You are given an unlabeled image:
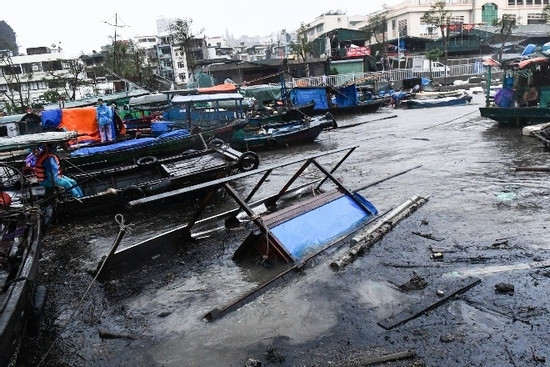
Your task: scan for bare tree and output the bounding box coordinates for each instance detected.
[421,1,452,67]
[363,15,387,52]
[289,25,313,76]
[493,14,518,61]
[543,5,550,22]
[0,54,27,113]
[169,18,204,82]
[44,59,87,100]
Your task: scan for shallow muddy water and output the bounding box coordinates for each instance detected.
[19,93,550,366]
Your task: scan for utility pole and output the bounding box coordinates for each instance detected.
[103,13,128,76]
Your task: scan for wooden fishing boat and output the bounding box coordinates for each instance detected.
[62,126,240,169]
[479,54,550,126]
[0,163,45,366]
[289,84,389,116]
[121,93,170,134]
[230,113,336,151]
[479,106,550,126]
[245,101,316,125]
[44,142,259,217]
[399,94,472,109]
[32,93,249,169]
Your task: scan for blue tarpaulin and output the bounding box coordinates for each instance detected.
[69,129,191,157]
[41,109,62,129]
[334,85,358,107]
[271,193,377,259]
[289,88,329,110]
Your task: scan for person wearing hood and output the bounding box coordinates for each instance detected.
[96,98,114,142]
[34,144,83,198]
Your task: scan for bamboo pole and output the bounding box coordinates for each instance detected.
[330,195,429,271]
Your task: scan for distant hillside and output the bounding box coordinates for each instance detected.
[0,21,18,55]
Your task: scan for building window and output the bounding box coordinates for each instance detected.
[528,13,546,23]
[398,19,408,36]
[483,3,499,25]
[450,16,465,23]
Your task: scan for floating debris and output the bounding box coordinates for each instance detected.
[399,273,428,291]
[495,282,515,294]
[440,334,455,343]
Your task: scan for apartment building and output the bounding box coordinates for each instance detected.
[0,46,88,112]
[300,10,368,42]
[378,0,549,40]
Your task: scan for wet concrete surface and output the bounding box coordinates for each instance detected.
[18,93,550,366]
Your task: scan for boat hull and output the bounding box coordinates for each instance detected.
[401,95,472,109]
[64,123,239,169]
[319,98,388,116]
[0,210,42,366]
[231,125,323,151]
[55,146,253,216]
[479,107,550,126]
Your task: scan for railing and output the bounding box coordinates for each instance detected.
[289,62,497,88]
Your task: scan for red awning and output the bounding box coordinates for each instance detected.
[482,58,500,67]
[198,83,237,94]
[518,56,549,69]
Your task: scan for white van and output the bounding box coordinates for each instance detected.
[411,57,450,75]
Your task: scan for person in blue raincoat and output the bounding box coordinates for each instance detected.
[34,144,83,198]
[96,98,114,142]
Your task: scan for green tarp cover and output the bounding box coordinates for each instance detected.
[239,85,282,108]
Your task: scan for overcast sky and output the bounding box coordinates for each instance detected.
[2,0,402,57]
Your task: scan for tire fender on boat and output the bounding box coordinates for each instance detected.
[119,185,145,208]
[237,151,259,172]
[209,138,225,148]
[136,156,158,167]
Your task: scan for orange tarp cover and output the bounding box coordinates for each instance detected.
[198,83,237,94]
[59,107,100,143]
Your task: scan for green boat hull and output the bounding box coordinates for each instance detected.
[479,107,550,126]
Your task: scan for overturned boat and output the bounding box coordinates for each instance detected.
[95,146,378,285]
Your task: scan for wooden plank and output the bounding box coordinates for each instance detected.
[377,276,481,330]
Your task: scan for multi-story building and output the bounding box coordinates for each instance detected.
[375,0,549,40]
[299,10,368,41]
[0,46,88,112]
[206,36,234,60]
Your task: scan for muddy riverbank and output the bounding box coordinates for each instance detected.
[19,93,550,366]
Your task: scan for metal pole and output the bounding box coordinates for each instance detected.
[486,66,492,107]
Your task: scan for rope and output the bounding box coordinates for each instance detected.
[241,71,284,87]
[37,214,130,367]
[422,109,478,130]
[60,157,108,185]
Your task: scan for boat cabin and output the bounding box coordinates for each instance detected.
[166,92,247,129]
[491,55,550,109]
[0,113,42,137]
